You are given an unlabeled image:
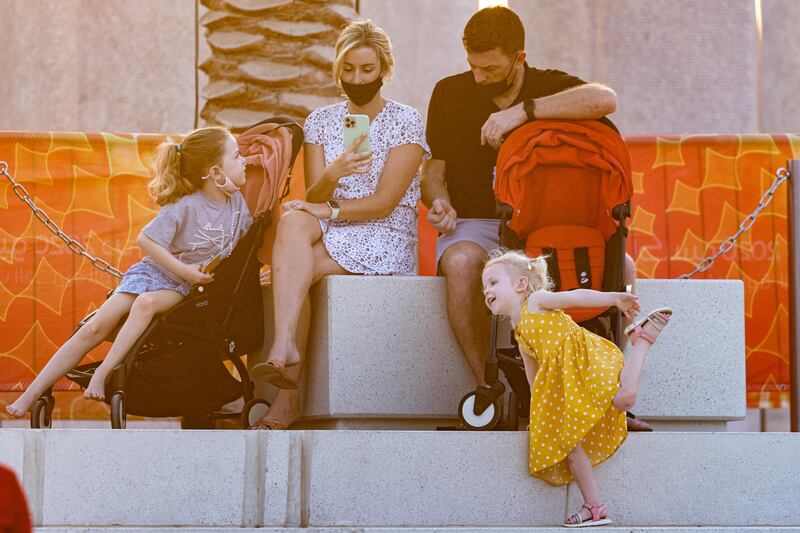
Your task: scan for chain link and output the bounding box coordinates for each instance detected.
[1,162,123,279]
[679,167,790,279]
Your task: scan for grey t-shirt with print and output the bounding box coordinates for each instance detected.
[140,190,253,282]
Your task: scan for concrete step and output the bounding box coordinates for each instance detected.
[36,525,800,533]
[3,429,796,529]
[251,278,746,430]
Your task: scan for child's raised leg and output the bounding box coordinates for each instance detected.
[612,310,672,412]
[5,293,136,417]
[83,290,183,401]
[564,442,609,526]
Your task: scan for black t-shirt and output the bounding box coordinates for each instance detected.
[426,64,617,219]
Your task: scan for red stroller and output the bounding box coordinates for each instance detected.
[457,119,633,430]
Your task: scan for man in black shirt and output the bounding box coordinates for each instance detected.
[421,6,643,430]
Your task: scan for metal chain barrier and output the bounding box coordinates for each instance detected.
[0,160,792,282]
[0,161,123,279]
[680,166,790,279]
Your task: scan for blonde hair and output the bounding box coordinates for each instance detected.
[149,126,231,206]
[484,249,554,294]
[332,19,394,88]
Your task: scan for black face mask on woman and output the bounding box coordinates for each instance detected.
[475,55,520,99]
[341,76,383,106]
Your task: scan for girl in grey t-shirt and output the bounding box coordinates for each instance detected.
[6,127,252,418]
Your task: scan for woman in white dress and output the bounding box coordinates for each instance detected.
[249,19,430,429]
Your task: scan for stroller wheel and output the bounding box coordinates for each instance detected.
[241,398,271,429]
[31,397,54,429]
[458,392,501,431]
[110,393,126,429]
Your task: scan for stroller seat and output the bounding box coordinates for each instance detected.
[496,119,633,329]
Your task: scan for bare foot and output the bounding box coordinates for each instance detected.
[251,392,300,429]
[266,338,301,369]
[5,393,37,418]
[83,373,107,401]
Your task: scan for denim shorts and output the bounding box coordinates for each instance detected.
[115,261,191,297]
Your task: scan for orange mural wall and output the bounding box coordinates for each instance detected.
[0,131,796,421]
[418,134,799,409]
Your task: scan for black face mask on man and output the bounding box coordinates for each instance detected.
[341,76,384,106]
[475,55,520,99]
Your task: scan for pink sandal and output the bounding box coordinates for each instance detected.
[624,307,673,345]
[563,502,612,528]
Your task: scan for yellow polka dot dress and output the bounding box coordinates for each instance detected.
[514,303,627,486]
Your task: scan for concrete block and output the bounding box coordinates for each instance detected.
[631,280,746,422]
[303,276,474,425]
[0,428,25,476]
[303,430,566,527]
[40,430,254,526]
[567,432,800,526]
[263,430,302,527]
[300,277,744,428]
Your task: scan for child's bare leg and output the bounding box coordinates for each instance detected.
[612,313,671,412]
[6,293,135,417]
[564,442,602,524]
[84,290,183,401]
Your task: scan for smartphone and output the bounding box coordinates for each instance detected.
[201,251,223,274]
[343,114,370,153]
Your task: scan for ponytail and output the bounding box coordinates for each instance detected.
[148,126,231,206]
[484,249,553,294]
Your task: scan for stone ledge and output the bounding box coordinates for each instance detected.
[294,277,745,429]
[2,430,798,528]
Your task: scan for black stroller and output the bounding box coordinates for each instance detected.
[457,119,633,431]
[30,118,303,429]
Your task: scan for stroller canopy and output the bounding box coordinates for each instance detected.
[238,118,303,218]
[495,119,633,241]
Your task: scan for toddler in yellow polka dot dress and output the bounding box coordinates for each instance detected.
[481,250,672,528]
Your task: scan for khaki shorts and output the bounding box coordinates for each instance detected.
[435,218,501,270]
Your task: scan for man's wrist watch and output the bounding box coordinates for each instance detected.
[523,98,536,121]
[327,199,341,220]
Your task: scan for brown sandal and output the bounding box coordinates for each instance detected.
[250,362,299,389]
[247,420,290,430]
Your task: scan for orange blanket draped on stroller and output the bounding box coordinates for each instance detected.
[495,119,632,242]
[238,122,297,265]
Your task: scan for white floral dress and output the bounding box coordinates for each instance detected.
[303,100,431,275]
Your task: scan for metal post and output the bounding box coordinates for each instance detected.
[788,159,800,432]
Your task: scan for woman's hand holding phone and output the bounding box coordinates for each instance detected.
[325,133,372,181]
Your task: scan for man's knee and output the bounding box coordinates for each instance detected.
[440,242,487,279]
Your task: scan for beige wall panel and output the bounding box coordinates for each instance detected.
[592,0,758,135]
[0,1,82,131]
[509,0,594,80]
[0,0,196,133]
[513,0,758,135]
[360,0,476,121]
[761,0,800,133]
